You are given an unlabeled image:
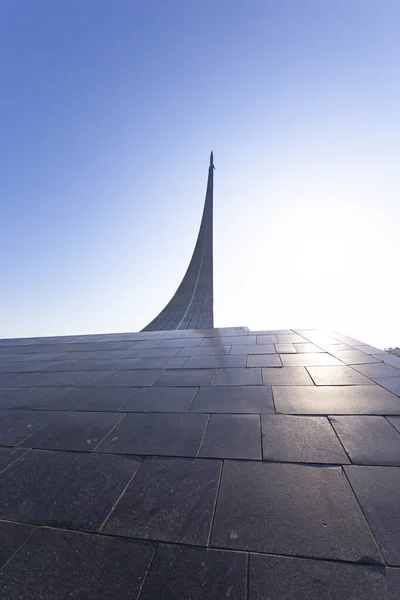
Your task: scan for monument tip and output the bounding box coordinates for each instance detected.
[210,151,214,168]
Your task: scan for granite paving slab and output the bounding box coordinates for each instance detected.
[306,365,374,386]
[96,413,209,457]
[0,450,142,531]
[261,367,313,385]
[0,372,57,387]
[387,417,400,433]
[256,334,277,344]
[19,411,123,452]
[0,520,34,569]
[177,345,231,356]
[354,345,385,355]
[42,370,114,387]
[156,338,202,348]
[0,387,70,409]
[247,354,282,367]
[374,353,400,369]
[140,543,246,600]
[183,355,246,368]
[200,336,257,346]
[330,416,400,465]
[249,554,396,600]
[377,376,400,397]
[122,387,198,412]
[0,447,29,472]
[274,343,297,353]
[329,350,382,365]
[277,333,308,343]
[190,386,274,413]
[41,358,144,371]
[214,367,262,386]
[100,369,164,387]
[345,466,400,565]
[103,457,221,545]
[0,410,49,445]
[132,348,181,357]
[45,386,137,411]
[273,385,400,415]
[230,344,276,354]
[200,414,262,460]
[0,360,60,373]
[293,343,324,353]
[133,356,188,369]
[211,461,381,562]
[154,369,217,386]
[281,353,344,367]
[0,528,155,600]
[261,415,349,464]
[351,362,400,379]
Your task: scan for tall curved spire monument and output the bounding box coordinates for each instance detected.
[142,152,214,331]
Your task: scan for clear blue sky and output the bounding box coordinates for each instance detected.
[1,0,399,348]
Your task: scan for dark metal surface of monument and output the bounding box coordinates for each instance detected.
[142,153,214,331]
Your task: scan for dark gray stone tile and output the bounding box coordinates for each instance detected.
[262,367,313,385]
[97,413,208,457]
[200,414,261,459]
[100,369,164,387]
[140,543,246,600]
[0,410,48,445]
[281,353,344,367]
[211,461,380,562]
[133,356,187,369]
[156,338,202,348]
[103,457,221,545]
[214,368,262,386]
[0,520,34,569]
[374,353,400,369]
[274,385,400,415]
[294,343,324,353]
[183,355,246,368]
[122,387,197,412]
[330,416,400,465]
[307,366,374,385]
[247,355,282,368]
[191,386,274,414]
[256,334,277,344]
[0,447,29,472]
[251,329,292,335]
[325,343,355,352]
[274,343,297,353]
[352,362,400,378]
[345,466,400,565]
[230,344,276,354]
[330,350,382,365]
[354,345,385,355]
[42,371,114,386]
[155,369,217,387]
[1,352,65,362]
[0,450,141,531]
[0,372,54,387]
[132,347,181,357]
[130,340,162,349]
[0,528,155,600]
[42,358,143,371]
[262,415,349,464]
[46,387,137,411]
[177,345,231,356]
[277,333,308,343]
[0,360,57,373]
[200,336,257,346]
[0,387,69,409]
[387,417,400,433]
[249,554,391,600]
[374,378,400,396]
[21,411,123,451]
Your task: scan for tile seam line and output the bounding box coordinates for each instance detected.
[206,459,224,546]
[92,413,128,451]
[326,416,352,464]
[196,413,211,457]
[135,543,158,600]
[0,527,37,573]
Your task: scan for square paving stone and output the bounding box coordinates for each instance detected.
[214,368,262,386]
[345,466,400,565]
[329,350,382,365]
[155,369,217,387]
[230,344,276,355]
[294,343,324,353]
[190,386,274,413]
[97,412,209,457]
[281,353,344,367]
[140,543,246,600]
[0,520,34,569]
[277,333,308,343]
[0,528,155,600]
[256,335,277,344]
[183,355,246,368]
[200,336,257,346]
[211,461,380,562]
[307,366,374,386]
[103,457,221,545]
[247,355,282,368]
[0,410,48,445]
[0,387,70,410]
[351,362,400,378]
[273,385,400,415]
[200,414,262,459]
[0,447,29,472]
[122,387,198,412]
[261,367,313,385]
[0,450,142,531]
[43,371,115,386]
[100,369,164,387]
[249,554,393,600]
[330,416,400,465]
[21,411,123,451]
[375,377,400,395]
[46,387,137,411]
[177,345,232,356]
[261,415,349,464]
[274,343,297,353]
